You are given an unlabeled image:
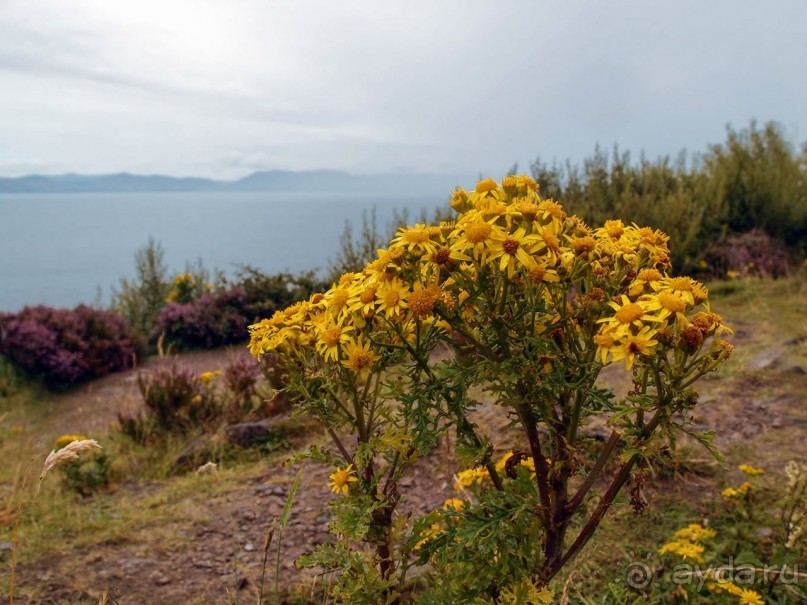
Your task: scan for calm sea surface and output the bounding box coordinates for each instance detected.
[0,191,447,312]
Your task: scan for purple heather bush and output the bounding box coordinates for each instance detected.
[0,305,141,388]
[154,287,250,349]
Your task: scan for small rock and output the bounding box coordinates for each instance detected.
[193,559,215,569]
[0,542,13,552]
[225,421,272,448]
[748,347,782,371]
[244,543,255,552]
[149,571,171,586]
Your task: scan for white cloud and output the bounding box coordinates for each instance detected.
[0,0,805,177]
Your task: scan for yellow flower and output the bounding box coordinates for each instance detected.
[326,286,351,315]
[653,276,703,306]
[377,278,409,318]
[348,284,378,316]
[643,291,689,326]
[450,215,501,262]
[674,524,716,542]
[200,370,221,384]
[736,588,764,605]
[450,186,471,212]
[610,326,659,369]
[392,224,439,255]
[315,319,353,362]
[597,295,661,338]
[495,451,515,473]
[442,498,465,513]
[739,464,764,476]
[55,434,87,450]
[415,522,443,549]
[408,281,441,318]
[593,331,617,365]
[475,177,499,195]
[658,540,705,563]
[488,227,539,277]
[341,336,377,374]
[328,464,359,495]
[722,487,739,499]
[529,261,560,284]
[455,466,490,491]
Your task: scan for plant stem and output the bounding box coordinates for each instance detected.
[567,431,621,511]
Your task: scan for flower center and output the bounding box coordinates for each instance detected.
[604,220,624,239]
[541,231,560,252]
[332,470,349,486]
[530,264,547,282]
[659,291,685,313]
[330,289,349,310]
[465,221,492,244]
[348,350,373,371]
[382,289,400,307]
[322,325,342,348]
[431,247,452,266]
[615,303,644,324]
[502,238,520,256]
[409,287,438,316]
[360,287,377,305]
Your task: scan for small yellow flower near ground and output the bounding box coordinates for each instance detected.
[658,540,705,564]
[736,587,765,605]
[414,522,443,549]
[674,524,716,542]
[442,498,465,513]
[723,487,740,499]
[328,464,358,496]
[55,434,87,449]
[200,370,221,384]
[739,464,764,476]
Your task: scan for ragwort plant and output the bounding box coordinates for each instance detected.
[248,176,734,603]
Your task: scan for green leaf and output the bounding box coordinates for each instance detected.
[280,465,304,530]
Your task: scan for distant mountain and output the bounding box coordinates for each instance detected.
[0,170,478,194]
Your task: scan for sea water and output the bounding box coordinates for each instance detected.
[0,190,446,311]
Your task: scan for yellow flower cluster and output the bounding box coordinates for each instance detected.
[658,523,715,564]
[707,579,765,605]
[55,434,87,450]
[200,370,222,384]
[595,274,731,369]
[454,451,543,493]
[166,272,200,303]
[723,465,763,499]
[248,176,728,375]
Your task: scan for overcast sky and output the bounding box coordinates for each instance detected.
[0,1,805,179]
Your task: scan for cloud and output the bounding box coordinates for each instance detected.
[0,0,805,178]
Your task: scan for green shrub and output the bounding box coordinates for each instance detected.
[0,354,22,397]
[110,237,172,337]
[531,121,806,273]
[53,434,111,496]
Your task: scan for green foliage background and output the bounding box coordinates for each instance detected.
[530,121,807,272]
